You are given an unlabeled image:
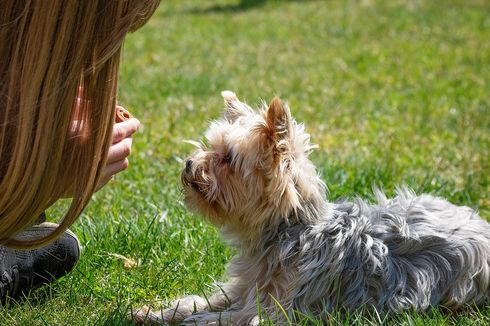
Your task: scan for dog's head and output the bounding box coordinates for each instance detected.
[182,91,325,239]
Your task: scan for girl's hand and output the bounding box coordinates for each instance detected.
[96,110,140,190]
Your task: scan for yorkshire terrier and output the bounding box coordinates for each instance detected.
[134,91,490,325]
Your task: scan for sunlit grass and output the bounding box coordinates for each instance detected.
[1,0,488,324]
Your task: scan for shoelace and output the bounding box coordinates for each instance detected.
[0,266,20,299]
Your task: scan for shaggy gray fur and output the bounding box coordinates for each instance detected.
[286,188,490,314]
[216,188,490,324]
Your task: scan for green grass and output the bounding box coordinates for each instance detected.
[2,0,489,324]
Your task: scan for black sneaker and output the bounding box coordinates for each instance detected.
[0,222,80,303]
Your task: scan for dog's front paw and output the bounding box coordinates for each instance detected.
[131,305,165,325]
[168,295,210,321]
[182,311,233,326]
[182,312,261,326]
[131,296,209,325]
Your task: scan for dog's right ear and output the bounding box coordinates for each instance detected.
[266,96,292,143]
[221,90,252,122]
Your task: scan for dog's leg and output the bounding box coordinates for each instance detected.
[182,296,262,326]
[182,311,260,326]
[182,311,234,326]
[204,286,236,311]
[132,295,209,325]
[131,283,243,325]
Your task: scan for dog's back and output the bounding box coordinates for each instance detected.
[371,189,490,310]
[291,188,490,313]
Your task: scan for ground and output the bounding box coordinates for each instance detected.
[2,0,489,324]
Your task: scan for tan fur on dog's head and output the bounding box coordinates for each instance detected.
[182,91,326,243]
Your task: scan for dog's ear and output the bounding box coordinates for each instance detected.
[221,90,252,122]
[265,96,295,174]
[266,96,291,142]
[221,90,238,105]
[265,97,300,212]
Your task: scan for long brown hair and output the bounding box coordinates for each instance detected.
[0,0,160,248]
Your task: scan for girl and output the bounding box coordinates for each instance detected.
[0,0,160,301]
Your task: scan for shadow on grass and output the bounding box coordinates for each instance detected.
[189,0,319,14]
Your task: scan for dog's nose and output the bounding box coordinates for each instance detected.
[185,159,193,173]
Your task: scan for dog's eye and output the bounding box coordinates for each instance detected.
[222,153,232,163]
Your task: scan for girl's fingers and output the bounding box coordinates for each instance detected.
[113,118,140,144]
[107,137,133,164]
[95,105,138,192]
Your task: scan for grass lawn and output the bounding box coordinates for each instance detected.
[2,0,489,324]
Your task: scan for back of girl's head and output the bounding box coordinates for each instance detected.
[0,0,160,248]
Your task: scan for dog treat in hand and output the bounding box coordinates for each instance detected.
[115,107,133,123]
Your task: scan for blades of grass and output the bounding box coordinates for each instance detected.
[267,293,292,326]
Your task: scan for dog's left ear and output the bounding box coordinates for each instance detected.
[266,96,291,142]
[221,90,253,122]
